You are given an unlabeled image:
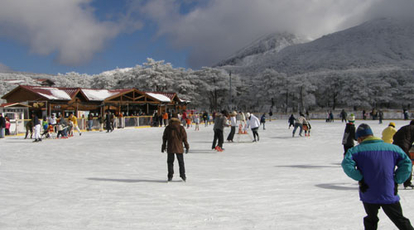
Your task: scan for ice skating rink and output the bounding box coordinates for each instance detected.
[1,119,413,229]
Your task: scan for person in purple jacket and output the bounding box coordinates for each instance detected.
[342,124,413,230]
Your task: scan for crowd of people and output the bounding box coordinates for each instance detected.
[20,111,125,142]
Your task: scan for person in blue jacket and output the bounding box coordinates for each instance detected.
[342,123,414,230]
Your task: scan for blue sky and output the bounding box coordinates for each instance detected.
[0,0,411,75]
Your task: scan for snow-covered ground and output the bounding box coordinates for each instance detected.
[1,119,414,230]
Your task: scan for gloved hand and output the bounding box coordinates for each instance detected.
[161,145,166,153]
[185,148,189,154]
[359,179,369,193]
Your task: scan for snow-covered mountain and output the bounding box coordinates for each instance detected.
[218,18,414,76]
[215,32,307,68]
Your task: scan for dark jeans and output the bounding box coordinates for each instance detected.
[292,123,303,136]
[343,145,354,156]
[252,127,259,141]
[227,126,236,141]
[212,129,224,148]
[363,202,414,230]
[167,153,185,179]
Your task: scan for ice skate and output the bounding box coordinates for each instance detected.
[404,184,414,189]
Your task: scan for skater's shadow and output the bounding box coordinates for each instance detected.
[315,183,357,191]
[276,164,339,169]
[87,178,167,183]
[189,149,217,154]
[191,141,213,144]
[270,136,297,140]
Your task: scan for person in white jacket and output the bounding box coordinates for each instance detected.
[246,112,260,142]
[292,113,307,137]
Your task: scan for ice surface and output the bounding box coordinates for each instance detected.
[1,120,413,229]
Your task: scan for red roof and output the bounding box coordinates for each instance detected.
[0,102,30,108]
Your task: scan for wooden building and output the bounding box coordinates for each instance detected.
[1,85,187,117]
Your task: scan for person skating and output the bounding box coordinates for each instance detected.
[303,120,311,137]
[227,111,237,142]
[162,113,189,182]
[246,112,260,142]
[32,113,41,142]
[342,124,414,230]
[382,122,397,144]
[288,114,295,129]
[5,115,10,136]
[393,120,414,189]
[268,109,273,122]
[342,114,356,156]
[340,109,347,123]
[24,120,33,139]
[292,113,307,137]
[0,113,5,138]
[260,113,266,130]
[69,113,82,136]
[212,110,229,151]
[378,110,384,124]
[105,111,112,133]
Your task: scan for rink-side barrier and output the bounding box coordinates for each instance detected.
[7,116,155,135]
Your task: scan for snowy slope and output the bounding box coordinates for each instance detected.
[219,18,414,75]
[215,32,307,67]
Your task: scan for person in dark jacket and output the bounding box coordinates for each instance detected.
[162,113,189,182]
[0,113,5,138]
[25,120,33,139]
[288,114,295,129]
[342,123,413,230]
[104,111,112,133]
[212,110,229,151]
[393,120,414,189]
[342,114,356,156]
[260,113,266,130]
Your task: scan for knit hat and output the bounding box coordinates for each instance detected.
[355,123,373,139]
[348,114,355,123]
[389,122,396,128]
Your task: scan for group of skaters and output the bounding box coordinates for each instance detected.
[288,113,311,137]
[161,110,262,182]
[22,110,122,142]
[24,113,83,142]
[341,111,414,229]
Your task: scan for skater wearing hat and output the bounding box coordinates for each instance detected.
[162,113,189,182]
[212,110,229,151]
[246,112,260,142]
[382,122,397,144]
[393,120,414,189]
[342,114,356,156]
[342,123,414,230]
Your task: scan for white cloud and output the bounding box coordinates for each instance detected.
[0,0,142,66]
[138,0,414,69]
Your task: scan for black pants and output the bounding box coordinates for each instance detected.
[167,153,185,179]
[343,145,353,156]
[212,129,224,148]
[252,127,259,141]
[363,202,414,230]
[227,126,236,141]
